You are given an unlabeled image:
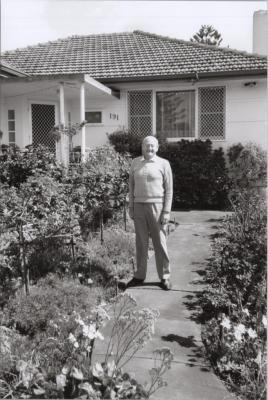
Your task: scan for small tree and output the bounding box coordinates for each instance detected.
[0,174,78,295]
[190,25,223,46]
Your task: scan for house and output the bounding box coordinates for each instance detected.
[0,30,267,164]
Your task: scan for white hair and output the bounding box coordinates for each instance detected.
[142,136,159,146]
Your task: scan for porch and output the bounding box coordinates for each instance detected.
[0,74,121,165]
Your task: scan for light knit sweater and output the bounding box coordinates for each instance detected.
[129,155,173,213]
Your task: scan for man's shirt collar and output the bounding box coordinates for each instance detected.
[141,155,158,162]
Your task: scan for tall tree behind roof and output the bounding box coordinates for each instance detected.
[190,25,223,46]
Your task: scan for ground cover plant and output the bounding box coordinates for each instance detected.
[0,282,173,399]
[201,142,267,400]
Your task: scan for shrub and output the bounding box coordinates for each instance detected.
[71,227,136,286]
[227,142,267,190]
[1,274,102,337]
[201,190,267,399]
[159,139,229,209]
[0,144,64,187]
[108,130,142,157]
[0,173,79,294]
[67,145,131,238]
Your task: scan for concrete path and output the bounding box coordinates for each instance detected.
[95,211,235,400]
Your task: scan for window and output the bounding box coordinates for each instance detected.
[8,109,16,144]
[85,111,102,124]
[198,86,226,140]
[156,91,195,138]
[128,91,152,138]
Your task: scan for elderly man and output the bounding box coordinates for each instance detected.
[128,135,173,290]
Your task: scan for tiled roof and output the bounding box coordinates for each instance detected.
[1,31,267,81]
[0,59,29,77]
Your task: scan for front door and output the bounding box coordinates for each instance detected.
[31,103,56,152]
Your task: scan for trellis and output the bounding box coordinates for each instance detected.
[128,90,153,138]
[31,104,56,151]
[198,86,226,140]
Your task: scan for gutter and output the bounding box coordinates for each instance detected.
[99,69,267,84]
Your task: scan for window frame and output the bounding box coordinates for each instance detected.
[198,85,226,141]
[127,90,153,137]
[85,110,103,126]
[155,89,196,140]
[8,109,16,145]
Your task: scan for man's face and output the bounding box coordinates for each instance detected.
[142,138,159,160]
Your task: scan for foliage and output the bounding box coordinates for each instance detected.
[227,142,267,191]
[159,139,229,209]
[190,25,223,46]
[71,227,136,287]
[0,144,64,187]
[0,292,173,399]
[201,190,267,399]
[1,274,102,337]
[0,173,78,294]
[108,130,142,158]
[49,121,87,143]
[67,145,131,238]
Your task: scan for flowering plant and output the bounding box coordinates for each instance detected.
[0,293,173,399]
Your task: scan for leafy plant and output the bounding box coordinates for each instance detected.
[0,144,64,187]
[0,173,78,294]
[67,145,131,240]
[201,190,266,400]
[1,292,173,399]
[227,142,267,191]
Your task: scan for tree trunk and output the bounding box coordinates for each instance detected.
[19,225,29,295]
[100,208,104,244]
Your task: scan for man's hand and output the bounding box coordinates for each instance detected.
[161,211,170,225]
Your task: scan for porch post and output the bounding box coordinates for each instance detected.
[59,82,65,125]
[59,82,66,164]
[80,82,86,161]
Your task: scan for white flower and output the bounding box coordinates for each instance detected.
[262,315,267,328]
[75,315,85,327]
[95,330,104,340]
[220,316,231,330]
[82,323,97,339]
[234,323,246,342]
[92,362,104,378]
[254,350,262,365]
[78,382,96,396]
[68,333,79,348]
[242,308,250,317]
[70,367,83,380]
[247,328,257,339]
[56,373,66,390]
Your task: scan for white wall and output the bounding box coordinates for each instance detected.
[71,93,127,149]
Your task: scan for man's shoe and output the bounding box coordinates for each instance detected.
[126,277,144,288]
[161,278,172,290]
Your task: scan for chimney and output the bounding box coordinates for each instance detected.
[253,10,268,55]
